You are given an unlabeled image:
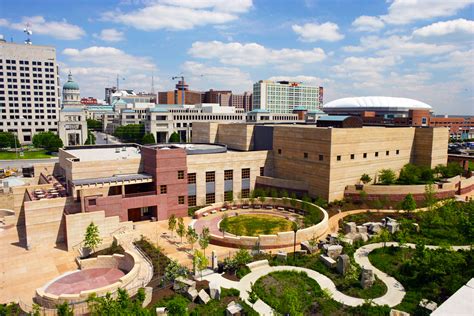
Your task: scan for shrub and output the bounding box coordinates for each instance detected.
[32,131,63,152]
[378,169,396,185]
[0,132,19,148]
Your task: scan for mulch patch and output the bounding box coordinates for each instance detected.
[222,272,239,281]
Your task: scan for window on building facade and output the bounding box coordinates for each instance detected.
[260,167,264,176]
[278,149,282,155]
[88,199,96,206]
[206,193,215,204]
[304,152,308,159]
[160,185,167,194]
[242,168,250,179]
[375,152,379,157]
[350,154,355,160]
[241,189,250,198]
[363,153,367,158]
[188,173,196,184]
[396,150,400,155]
[188,195,196,207]
[178,196,185,205]
[224,191,233,201]
[206,171,215,182]
[319,154,323,161]
[224,170,233,180]
[178,170,184,180]
[386,150,390,156]
[337,155,341,161]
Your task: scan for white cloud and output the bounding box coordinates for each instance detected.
[4,16,85,40]
[93,28,125,42]
[352,16,385,32]
[292,22,344,42]
[181,61,252,92]
[188,41,326,67]
[61,46,159,97]
[333,55,399,73]
[342,35,457,56]
[413,18,474,37]
[103,0,252,31]
[382,0,474,25]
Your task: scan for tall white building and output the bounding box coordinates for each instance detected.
[0,40,60,143]
[252,80,323,113]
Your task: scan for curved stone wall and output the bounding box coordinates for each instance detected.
[203,198,329,249]
[35,250,140,308]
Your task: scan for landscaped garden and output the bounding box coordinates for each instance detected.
[369,245,473,314]
[0,149,53,160]
[223,214,295,236]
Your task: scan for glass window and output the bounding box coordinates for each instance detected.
[242,168,250,179]
[160,185,167,194]
[224,170,233,180]
[241,189,250,198]
[260,167,264,176]
[188,195,196,207]
[396,150,400,155]
[206,193,215,204]
[363,153,367,158]
[178,196,185,204]
[350,154,355,160]
[337,155,341,161]
[375,152,379,157]
[386,151,389,156]
[304,152,308,159]
[319,154,323,161]
[206,171,215,182]
[178,170,184,179]
[187,173,196,184]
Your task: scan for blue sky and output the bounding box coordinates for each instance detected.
[1,0,473,114]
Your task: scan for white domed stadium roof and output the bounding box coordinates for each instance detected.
[323,96,432,110]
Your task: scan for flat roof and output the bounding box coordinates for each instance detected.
[148,143,227,155]
[72,173,152,187]
[64,146,141,162]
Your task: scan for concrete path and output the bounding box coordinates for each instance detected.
[203,242,472,315]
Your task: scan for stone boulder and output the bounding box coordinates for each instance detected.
[276,251,288,260]
[185,287,199,301]
[197,289,211,304]
[173,277,196,294]
[226,301,243,316]
[156,307,168,316]
[336,254,350,275]
[209,283,221,300]
[360,268,375,289]
[319,254,337,268]
[356,225,367,234]
[344,222,357,234]
[387,221,400,234]
[419,299,438,313]
[326,245,343,260]
[300,241,318,254]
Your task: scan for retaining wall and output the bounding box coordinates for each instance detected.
[35,250,140,309]
[205,199,329,249]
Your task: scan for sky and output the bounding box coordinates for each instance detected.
[0,0,473,114]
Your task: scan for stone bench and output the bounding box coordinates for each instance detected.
[246,259,269,271]
[277,207,285,211]
[210,210,217,214]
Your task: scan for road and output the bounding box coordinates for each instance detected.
[93,132,122,145]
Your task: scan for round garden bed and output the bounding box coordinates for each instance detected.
[193,198,329,249]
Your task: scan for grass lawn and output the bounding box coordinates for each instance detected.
[224,214,294,236]
[0,150,52,160]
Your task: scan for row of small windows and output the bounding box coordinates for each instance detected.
[187,188,252,207]
[336,150,400,161]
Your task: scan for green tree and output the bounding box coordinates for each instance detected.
[379,169,396,185]
[169,132,181,143]
[360,173,372,184]
[379,228,390,249]
[56,302,73,316]
[424,183,436,211]
[193,249,209,279]
[168,214,177,238]
[234,248,252,266]
[176,217,186,243]
[0,132,19,148]
[247,283,259,307]
[220,213,229,237]
[401,193,417,214]
[142,133,156,144]
[32,131,63,152]
[258,195,266,205]
[84,130,96,145]
[199,227,210,256]
[165,295,188,315]
[164,259,189,282]
[186,227,198,250]
[83,222,102,253]
[113,124,144,143]
[86,119,103,131]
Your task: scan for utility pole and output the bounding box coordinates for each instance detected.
[172,76,185,106]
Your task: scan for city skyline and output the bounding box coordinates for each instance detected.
[0,0,473,114]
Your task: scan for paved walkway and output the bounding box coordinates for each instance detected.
[202,242,472,315]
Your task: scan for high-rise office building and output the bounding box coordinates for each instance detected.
[252,80,323,113]
[0,40,61,143]
[230,92,252,111]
